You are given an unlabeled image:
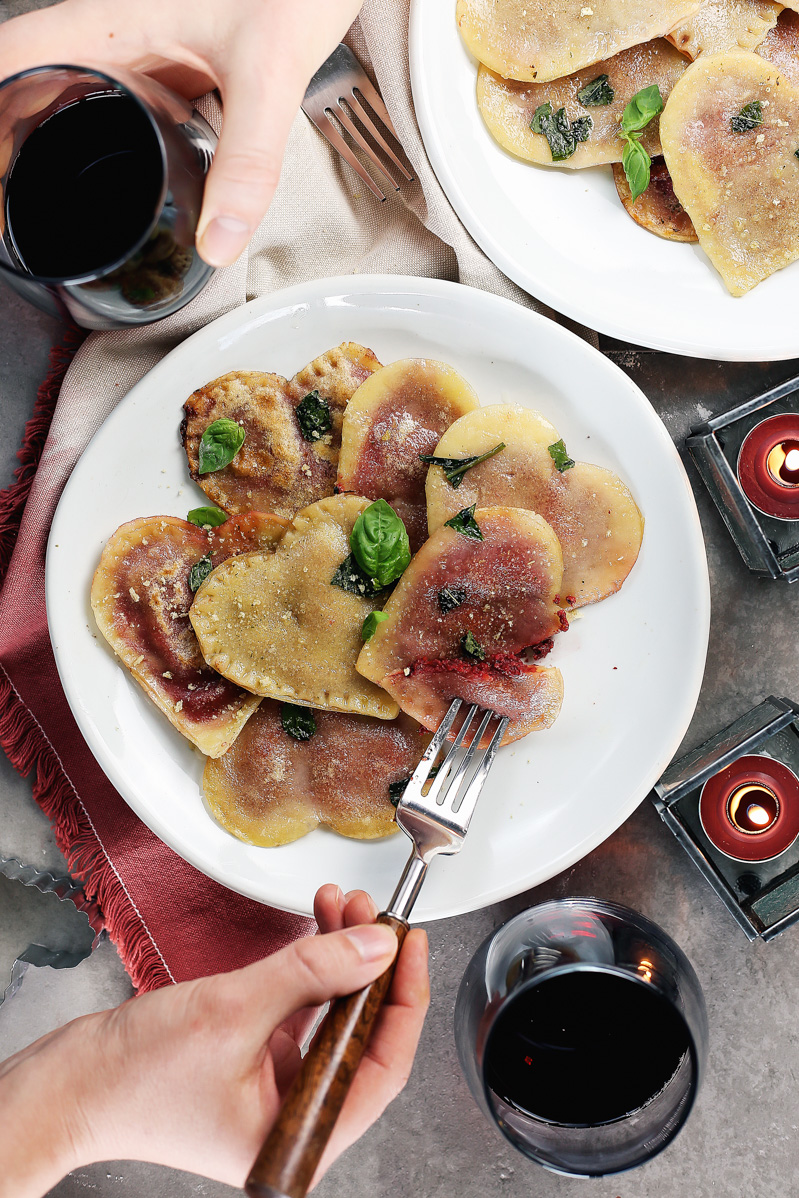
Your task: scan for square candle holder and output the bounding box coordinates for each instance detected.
[686,372,799,581]
[652,696,799,942]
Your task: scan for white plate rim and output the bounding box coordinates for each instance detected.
[46,274,711,918]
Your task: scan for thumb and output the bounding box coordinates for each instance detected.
[256,924,399,1029]
[196,47,306,267]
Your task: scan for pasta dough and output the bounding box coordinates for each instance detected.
[667,0,783,60]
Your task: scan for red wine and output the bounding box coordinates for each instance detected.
[484,970,691,1127]
[6,93,163,279]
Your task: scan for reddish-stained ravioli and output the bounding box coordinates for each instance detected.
[181,343,382,519]
[337,358,480,552]
[203,700,428,846]
[91,512,288,756]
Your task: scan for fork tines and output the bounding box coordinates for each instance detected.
[400,700,509,832]
[302,43,414,202]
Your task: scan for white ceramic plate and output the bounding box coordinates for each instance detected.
[409,2,799,360]
[46,276,709,918]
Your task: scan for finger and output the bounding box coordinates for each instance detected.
[313,884,346,935]
[342,890,379,928]
[268,1028,302,1099]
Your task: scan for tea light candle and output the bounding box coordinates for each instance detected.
[738,414,799,521]
[699,755,799,862]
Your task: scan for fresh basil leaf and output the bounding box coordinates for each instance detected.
[296,389,332,442]
[530,103,593,161]
[420,442,505,488]
[444,504,484,541]
[461,630,486,661]
[547,439,576,473]
[187,505,228,528]
[198,417,246,474]
[620,85,663,135]
[188,555,213,592]
[331,553,383,597]
[438,585,467,614]
[621,136,652,203]
[281,703,316,741]
[577,74,614,106]
[350,498,411,589]
[389,765,440,807]
[361,610,389,641]
[731,101,763,133]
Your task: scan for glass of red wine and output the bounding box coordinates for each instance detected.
[455,898,707,1177]
[0,64,218,328]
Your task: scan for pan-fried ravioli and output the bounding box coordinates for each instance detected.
[181,343,381,519]
[357,506,565,745]
[613,158,698,241]
[337,358,480,553]
[660,49,799,295]
[758,6,799,84]
[91,512,288,756]
[477,41,687,168]
[456,0,702,83]
[203,701,427,846]
[667,0,782,60]
[425,406,643,607]
[190,495,399,718]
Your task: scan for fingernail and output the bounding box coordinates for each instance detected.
[333,885,346,914]
[344,889,379,918]
[345,924,397,963]
[198,215,250,266]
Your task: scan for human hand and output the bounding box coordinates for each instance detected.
[0,0,364,265]
[0,885,429,1197]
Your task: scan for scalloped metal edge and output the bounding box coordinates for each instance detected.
[0,855,104,1007]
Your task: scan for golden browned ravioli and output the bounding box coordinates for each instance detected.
[203,701,428,846]
[190,495,399,718]
[425,406,643,608]
[661,49,799,295]
[337,359,480,554]
[357,506,565,745]
[182,343,382,519]
[613,158,698,241]
[91,512,288,756]
[477,41,687,168]
[668,0,782,60]
[456,0,702,83]
[758,6,799,84]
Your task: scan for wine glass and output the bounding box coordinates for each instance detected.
[455,898,708,1177]
[0,64,217,328]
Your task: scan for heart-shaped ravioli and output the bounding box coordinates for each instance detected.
[667,0,781,61]
[182,343,382,518]
[91,512,288,756]
[661,49,799,295]
[425,406,643,607]
[758,8,799,85]
[337,358,480,553]
[357,506,565,745]
[477,40,687,168]
[456,0,702,83]
[203,701,427,846]
[190,495,399,718]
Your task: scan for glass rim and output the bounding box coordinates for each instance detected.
[0,63,169,286]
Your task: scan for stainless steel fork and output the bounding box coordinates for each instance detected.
[301,42,415,202]
[246,698,508,1198]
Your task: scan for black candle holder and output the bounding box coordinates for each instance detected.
[652,697,799,942]
[686,373,799,581]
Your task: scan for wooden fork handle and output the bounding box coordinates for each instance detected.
[245,912,409,1198]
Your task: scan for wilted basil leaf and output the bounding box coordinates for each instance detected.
[461,631,486,661]
[420,442,505,488]
[444,504,483,541]
[189,555,213,592]
[731,101,763,133]
[548,439,575,473]
[361,610,389,641]
[577,74,614,106]
[620,85,663,135]
[296,390,332,442]
[187,505,228,528]
[331,553,383,597]
[389,765,440,807]
[198,417,246,474]
[530,102,593,161]
[350,499,411,589]
[281,703,316,741]
[438,585,467,614]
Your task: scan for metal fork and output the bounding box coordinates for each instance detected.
[301,42,415,202]
[246,698,508,1198]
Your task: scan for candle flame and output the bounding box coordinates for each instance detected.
[786,449,799,472]
[746,803,771,827]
